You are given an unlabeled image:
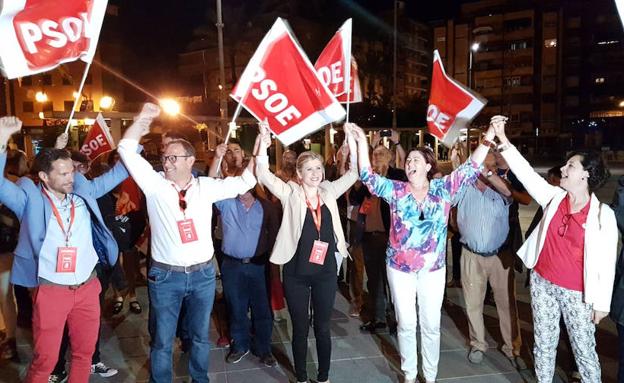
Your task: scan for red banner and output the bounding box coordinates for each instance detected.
[427,50,486,147]
[80,113,115,161]
[231,18,345,146]
[335,56,362,103]
[0,0,108,79]
[315,19,351,99]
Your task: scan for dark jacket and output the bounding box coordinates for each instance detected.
[611,176,624,324]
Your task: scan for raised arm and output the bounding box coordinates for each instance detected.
[117,103,164,195]
[390,130,406,169]
[208,143,227,178]
[254,123,292,201]
[325,125,358,198]
[0,117,27,218]
[493,118,560,208]
[349,123,395,202]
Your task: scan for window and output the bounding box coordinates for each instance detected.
[22,101,34,113]
[42,101,53,112]
[41,74,52,86]
[64,101,75,111]
[544,39,557,48]
[595,77,605,84]
[504,76,521,87]
[509,41,529,50]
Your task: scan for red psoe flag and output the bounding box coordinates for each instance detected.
[315,19,352,99]
[427,50,487,147]
[231,18,345,146]
[336,56,362,103]
[80,113,115,161]
[0,0,108,79]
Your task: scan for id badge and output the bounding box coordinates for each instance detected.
[308,240,329,265]
[56,247,77,273]
[177,219,198,243]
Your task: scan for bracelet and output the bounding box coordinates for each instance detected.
[481,139,497,150]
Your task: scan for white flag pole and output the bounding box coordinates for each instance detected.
[64,60,93,134]
[344,19,353,123]
[215,100,245,176]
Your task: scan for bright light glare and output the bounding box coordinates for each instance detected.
[35,91,48,103]
[471,42,481,52]
[160,98,180,116]
[100,96,115,110]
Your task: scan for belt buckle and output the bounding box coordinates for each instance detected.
[242,258,251,264]
[68,284,80,290]
[183,265,192,274]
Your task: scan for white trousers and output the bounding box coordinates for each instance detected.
[387,265,446,381]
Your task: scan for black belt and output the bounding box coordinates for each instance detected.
[39,270,97,290]
[223,253,267,265]
[462,243,499,257]
[151,260,211,273]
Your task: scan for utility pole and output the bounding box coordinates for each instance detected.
[216,0,227,125]
[392,0,398,130]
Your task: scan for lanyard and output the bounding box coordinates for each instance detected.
[172,181,193,218]
[42,188,75,246]
[305,194,322,239]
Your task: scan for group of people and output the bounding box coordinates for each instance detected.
[0,103,622,383]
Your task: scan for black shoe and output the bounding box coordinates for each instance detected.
[226,349,249,364]
[359,321,386,333]
[259,353,277,367]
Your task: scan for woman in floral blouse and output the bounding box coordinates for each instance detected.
[350,118,502,383]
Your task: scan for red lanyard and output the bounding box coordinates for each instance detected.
[42,188,75,246]
[172,181,193,217]
[305,194,322,237]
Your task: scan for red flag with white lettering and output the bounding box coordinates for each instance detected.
[0,0,108,79]
[315,19,352,99]
[336,56,362,103]
[231,18,345,146]
[80,113,115,161]
[427,50,487,147]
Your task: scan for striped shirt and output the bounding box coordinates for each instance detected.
[456,182,511,255]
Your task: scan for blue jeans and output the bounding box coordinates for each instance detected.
[148,264,216,383]
[221,256,272,355]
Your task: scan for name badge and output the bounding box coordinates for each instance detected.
[177,219,198,243]
[56,247,77,273]
[309,240,329,265]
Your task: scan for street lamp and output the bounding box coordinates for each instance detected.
[35,91,48,103]
[468,42,480,89]
[160,98,180,116]
[619,100,624,108]
[99,96,115,111]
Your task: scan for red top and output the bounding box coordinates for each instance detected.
[534,194,590,291]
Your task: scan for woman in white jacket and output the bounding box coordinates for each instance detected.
[493,120,617,382]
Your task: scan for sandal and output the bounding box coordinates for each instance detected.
[129,300,142,314]
[112,299,124,315]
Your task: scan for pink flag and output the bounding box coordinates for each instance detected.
[0,0,108,79]
[427,50,487,147]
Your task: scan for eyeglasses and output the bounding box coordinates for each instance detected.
[161,155,192,164]
[557,214,572,237]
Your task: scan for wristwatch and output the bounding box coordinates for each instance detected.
[486,170,493,178]
[497,142,512,152]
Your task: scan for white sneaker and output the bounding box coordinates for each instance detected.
[90,362,118,378]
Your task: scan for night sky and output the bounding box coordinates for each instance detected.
[110,0,463,98]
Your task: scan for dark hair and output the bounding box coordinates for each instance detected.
[408,147,439,180]
[70,150,89,165]
[5,149,28,177]
[568,150,610,190]
[34,148,71,174]
[227,138,241,147]
[166,139,196,157]
[163,131,188,141]
[547,165,562,180]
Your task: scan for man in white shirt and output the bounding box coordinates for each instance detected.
[117,104,257,383]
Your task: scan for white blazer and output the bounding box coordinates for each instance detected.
[501,145,618,312]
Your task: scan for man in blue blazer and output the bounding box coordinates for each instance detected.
[0,116,132,383]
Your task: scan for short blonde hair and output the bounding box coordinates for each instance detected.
[296,151,325,180]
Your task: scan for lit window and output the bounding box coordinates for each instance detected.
[595,77,605,84]
[544,39,557,48]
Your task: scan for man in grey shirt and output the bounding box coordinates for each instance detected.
[456,151,524,370]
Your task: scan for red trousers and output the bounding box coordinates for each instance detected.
[25,278,101,383]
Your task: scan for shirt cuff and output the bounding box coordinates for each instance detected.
[241,168,257,187]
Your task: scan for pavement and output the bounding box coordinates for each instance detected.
[0,168,621,383]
